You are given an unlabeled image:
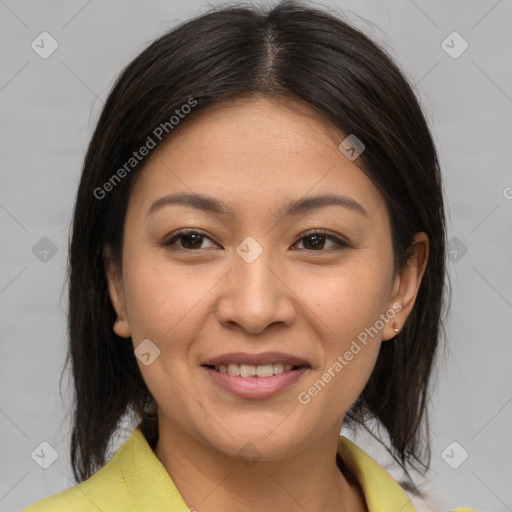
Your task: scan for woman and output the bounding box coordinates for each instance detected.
[24,1,479,510]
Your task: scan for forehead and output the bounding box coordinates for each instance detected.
[128,96,388,222]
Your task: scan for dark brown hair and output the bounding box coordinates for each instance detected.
[63,0,449,492]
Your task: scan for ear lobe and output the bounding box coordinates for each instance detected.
[382,232,429,341]
[113,317,130,338]
[103,246,131,338]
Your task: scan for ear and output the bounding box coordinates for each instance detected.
[103,245,131,338]
[382,232,429,341]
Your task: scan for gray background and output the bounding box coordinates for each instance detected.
[1,0,511,511]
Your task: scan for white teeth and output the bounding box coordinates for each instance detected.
[256,364,274,377]
[227,363,240,376]
[240,364,256,377]
[213,362,299,377]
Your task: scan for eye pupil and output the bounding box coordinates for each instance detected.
[181,233,203,249]
[302,234,325,250]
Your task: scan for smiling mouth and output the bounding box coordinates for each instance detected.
[203,363,310,378]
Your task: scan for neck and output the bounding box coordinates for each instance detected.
[153,416,368,512]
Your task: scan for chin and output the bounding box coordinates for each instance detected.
[199,423,306,463]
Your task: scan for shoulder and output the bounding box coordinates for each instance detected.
[337,436,482,512]
[23,427,188,512]
[23,438,131,511]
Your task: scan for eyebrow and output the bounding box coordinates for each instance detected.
[146,192,368,218]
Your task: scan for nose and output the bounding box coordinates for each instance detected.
[215,246,296,335]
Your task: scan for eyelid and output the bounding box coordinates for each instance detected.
[298,228,349,244]
[160,229,219,250]
[292,229,349,251]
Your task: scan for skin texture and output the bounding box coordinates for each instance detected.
[105,96,428,512]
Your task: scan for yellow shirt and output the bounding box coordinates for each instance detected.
[23,427,478,512]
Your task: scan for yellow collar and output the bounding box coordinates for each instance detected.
[336,435,416,511]
[114,427,417,511]
[24,427,480,511]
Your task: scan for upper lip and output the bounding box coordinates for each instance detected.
[201,352,310,367]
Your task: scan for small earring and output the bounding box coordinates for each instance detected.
[393,325,399,333]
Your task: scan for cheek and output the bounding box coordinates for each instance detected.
[122,256,218,350]
[121,258,218,417]
[294,260,390,409]
[301,256,392,342]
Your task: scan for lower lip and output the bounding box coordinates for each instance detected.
[202,366,309,399]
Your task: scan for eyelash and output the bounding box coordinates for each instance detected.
[159,229,349,253]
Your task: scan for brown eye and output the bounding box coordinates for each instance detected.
[293,231,348,252]
[161,230,217,251]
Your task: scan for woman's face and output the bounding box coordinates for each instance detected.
[106,96,427,460]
